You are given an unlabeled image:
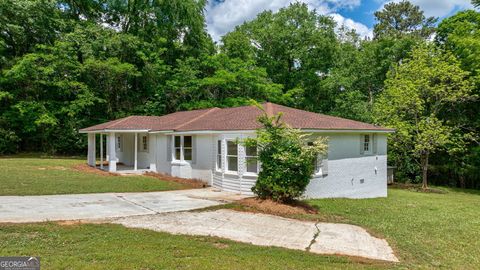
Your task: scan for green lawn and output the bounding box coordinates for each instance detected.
[0,156,187,195]
[1,156,479,268]
[307,188,480,269]
[0,222,387,270]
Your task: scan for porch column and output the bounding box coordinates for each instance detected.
[134,132,138,171]
[106,135,109,162]
[100,134,104,169]
[87,133,96,167]
[108,132,117,172]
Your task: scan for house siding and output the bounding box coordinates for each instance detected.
[304,133,388,198]
[150,132,388,199]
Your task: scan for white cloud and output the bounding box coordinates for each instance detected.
[380,0,473,18]
[330,13,373,39]
[205,0,371,42]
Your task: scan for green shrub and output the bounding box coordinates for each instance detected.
[0,128,19,154]
[247,113,327,202]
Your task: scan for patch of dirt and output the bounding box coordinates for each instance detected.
[72,164,118,176]
[57,219,109,226]
[37,166,68,171]
[145,172,207,189]
[212,242,229,249]
[390,183,447,194]
[236,197,319,216]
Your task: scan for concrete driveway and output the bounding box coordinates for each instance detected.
[0,188,243,223]
[115,209,398,262]
[0,188,398,262]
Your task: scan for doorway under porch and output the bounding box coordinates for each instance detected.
[86,131,156,173]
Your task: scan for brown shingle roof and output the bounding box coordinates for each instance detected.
[80,103,393,132]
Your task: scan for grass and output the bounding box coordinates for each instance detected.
[305,187,480,269]
[213,187,480,269]
[0,156,187,195]
[0,222,386,270]
[1,156,478,268]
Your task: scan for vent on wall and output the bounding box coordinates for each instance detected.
[360,179,365,184]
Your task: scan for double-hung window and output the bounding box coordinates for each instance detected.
[116,135,123,152]
[183,136,192,161]
[173,135,193,161]
[363,134,371,154]
[174,136,181,160]
[307,142,322,175]
[226,141,238,172]
[216,140,222,170]
[139,135,148,152]
[245,145,258,174]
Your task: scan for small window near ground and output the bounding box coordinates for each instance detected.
[226,141,238,172]
[217,140,222,170]
[245,145,258,173]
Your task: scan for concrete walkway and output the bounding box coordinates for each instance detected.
[114,209,398,262]
[0,188,243,223]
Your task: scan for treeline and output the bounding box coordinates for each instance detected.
[0,0,479,188]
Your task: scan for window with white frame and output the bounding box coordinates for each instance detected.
[245,145,258,173]
[174,136,181,160]
[116,135,123,152]
[173,135,192,161]
[226,141,238,172]
[307,142,321,174]
[363,134,371,154]
[183,136,192,161]
[216,140,222,170]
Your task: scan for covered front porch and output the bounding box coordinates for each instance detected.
[86,131,156,173]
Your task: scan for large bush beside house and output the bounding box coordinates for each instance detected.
[247,112,328,202]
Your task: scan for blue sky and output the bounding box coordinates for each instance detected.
[205,0,475,41]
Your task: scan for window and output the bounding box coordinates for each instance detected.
[363,134,371,153]
[245,145,258,173]
[116,135,122,152]
[140,135,148,152]
[183,136,192,161]
[226,141,238,172]
[173,135,192,161]
[308,142,321,174]
[174,136,181,160]
[217,140,222,170]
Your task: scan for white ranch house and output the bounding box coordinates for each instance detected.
[80,103,394,198]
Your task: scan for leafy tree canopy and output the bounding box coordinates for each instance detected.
[373,0,437,39]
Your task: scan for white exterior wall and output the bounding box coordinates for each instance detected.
[304,133,388,198]
[190,135,215,185]
[148,131,388,199]
[155,134,171,174]
[154,134,215,185]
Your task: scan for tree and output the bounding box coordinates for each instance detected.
[374,45,474,189]
[473,0,480,7]
[373,0,437,39]
[221,2,338,112]
[246,108,328,202]
[145,54,283,114]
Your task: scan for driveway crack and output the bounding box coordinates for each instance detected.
[115,195,160,215]
[306,221,320,252]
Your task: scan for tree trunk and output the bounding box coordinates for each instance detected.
[421,152,429,190]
